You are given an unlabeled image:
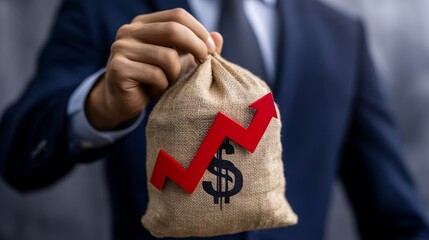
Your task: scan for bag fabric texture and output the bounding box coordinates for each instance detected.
[142,54,297,238]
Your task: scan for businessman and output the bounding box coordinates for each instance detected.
[1,0,428,239]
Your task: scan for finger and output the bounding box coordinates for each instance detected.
[111,40,181,82]
[132,21,209,63]
[210,32,223,54]
[132,8,215,52]
[108,56,169,94]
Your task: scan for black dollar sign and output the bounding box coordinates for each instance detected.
[203,138,243,210]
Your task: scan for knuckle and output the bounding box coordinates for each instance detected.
[158,79,169,91]
[116,24,132,39]
[170,8,189,22]
[151,67,166,82]
[164,21,182,37]
[163,49,180,70]
[110,40,127,53]
[109,56,127,76]
[131,15,144,23]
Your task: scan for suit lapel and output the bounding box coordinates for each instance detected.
[273,1,298,108]
[152,0,192,13]
[274,0,310,115]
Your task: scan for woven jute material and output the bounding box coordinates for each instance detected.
[142,54,297,238]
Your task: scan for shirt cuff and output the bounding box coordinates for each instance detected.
[67,68,145,151]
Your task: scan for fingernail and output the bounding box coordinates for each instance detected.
[207,36,216,52]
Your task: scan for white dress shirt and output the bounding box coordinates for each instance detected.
[67,0,279,151]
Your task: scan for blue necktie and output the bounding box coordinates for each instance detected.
[219,0,268,82]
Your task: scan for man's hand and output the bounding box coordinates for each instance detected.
[86,8,223,131]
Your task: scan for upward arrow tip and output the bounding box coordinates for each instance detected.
[249,93,278,119]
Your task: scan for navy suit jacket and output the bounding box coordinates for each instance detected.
[1,0,428,239]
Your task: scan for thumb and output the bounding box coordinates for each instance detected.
[210,32,223,54]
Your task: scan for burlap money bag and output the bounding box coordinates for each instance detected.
[142,54,297,237]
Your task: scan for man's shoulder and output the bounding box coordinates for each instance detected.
[288,0,362,40]
[304,0,360,29]
[285,0,364,57]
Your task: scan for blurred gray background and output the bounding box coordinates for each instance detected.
[0,0,428,239]
[0,1,110,239]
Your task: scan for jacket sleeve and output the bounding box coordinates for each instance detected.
[340,24,429,239]
[0,0,109,191]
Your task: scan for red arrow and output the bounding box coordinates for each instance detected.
[150,92,278,194]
